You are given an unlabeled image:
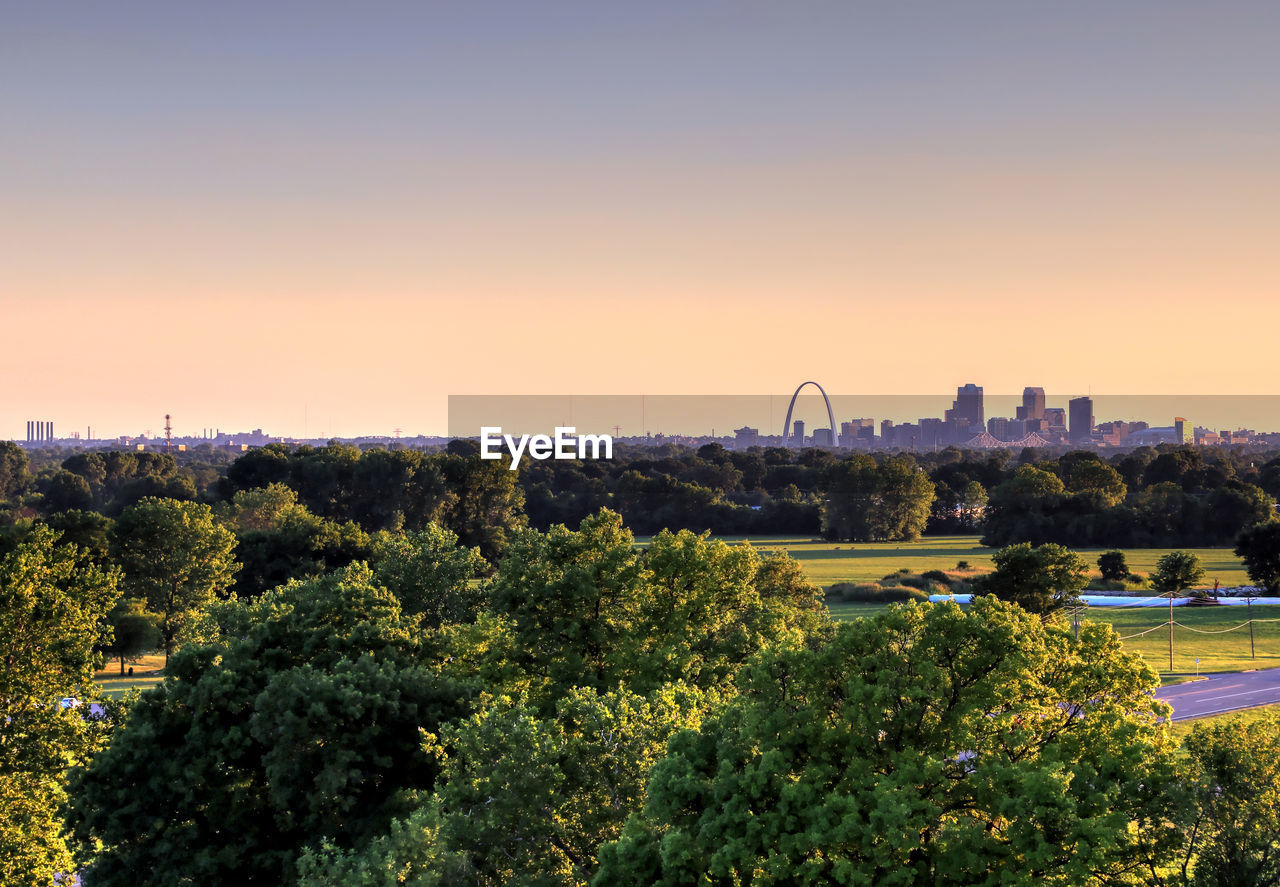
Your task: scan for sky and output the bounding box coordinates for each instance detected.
[4,2,1279,438]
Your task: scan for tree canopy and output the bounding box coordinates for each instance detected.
[1235,519,1280,595]
[596,597,1177,886]
[66,565,475,887]
[0,527,118,887]
[972,542,1089,616]
[109,497,239,659]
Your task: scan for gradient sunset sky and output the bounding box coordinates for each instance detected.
[4,2,1278,438]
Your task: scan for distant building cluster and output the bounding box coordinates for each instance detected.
[726,385,1280,451]
[12,388,1280,454]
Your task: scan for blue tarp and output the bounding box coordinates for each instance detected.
[928,593,1280,607]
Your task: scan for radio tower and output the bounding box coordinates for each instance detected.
[164,414,172,450]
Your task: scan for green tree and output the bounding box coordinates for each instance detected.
[488,510,647,705]
[973,542,1089,616]
[0,527,118,887]
[233,503,371,597]
[371,523,489,627]
[110,497,239,661]
[872,455,936,540]
[1159,712,1280,887]
[216,481,302,531]
[959,479,989,529]
[100,598,161,676]
[1151,551,1205,596]
[66,565,474,887]
[1234,520,1280,596]
[1058,453,1127,508]
[487,510,828,708]
[0,440,31,501]
[1098,549,1129,582]
[1204,482,1275,544]
[299,685,713,887]
[980,464,1067,546]
[445,455,527,561]
[43,510,114,563]
[41,470,93,513]
[596,598,1178,886]
[821,455,935,542]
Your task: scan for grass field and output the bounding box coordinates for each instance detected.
[1170,703,1280,740]
[828,599,1280,677]
[728,534,1250,588]
[95,653,166,699]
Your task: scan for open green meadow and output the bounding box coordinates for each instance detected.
[727,534,1250,588]
[94,653,166,699]
[759,533,1264,677]
[829,600,1280,677]
[1170,703,1280,740]
[90,537,1255,696]
[1083,605,1280,675]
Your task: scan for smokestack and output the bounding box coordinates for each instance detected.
[26,421,31,442]
[48,421,53,442]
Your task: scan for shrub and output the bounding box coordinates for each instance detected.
[828,582,928,604]
[957,560,971,570]
[1097,550,1129,582]
[922,569,952,585]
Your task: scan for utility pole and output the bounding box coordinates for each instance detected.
[1065,604,1086,641]
[1247,593,1257,659]
[1168,590,1175,672]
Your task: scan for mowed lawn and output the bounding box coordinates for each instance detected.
[1170,703,1280,740]
[827,600,1280,677]
[725,534,1251,588]
[95,652,166,699]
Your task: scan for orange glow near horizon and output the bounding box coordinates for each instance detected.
[4,5,1279,437]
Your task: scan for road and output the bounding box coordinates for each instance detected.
[1155,667,1280,720]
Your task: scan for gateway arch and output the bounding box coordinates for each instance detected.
[782,381,839,447]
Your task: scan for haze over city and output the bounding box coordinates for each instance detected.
[5,2,1280,437]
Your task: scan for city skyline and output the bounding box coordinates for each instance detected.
[16,385,1280,447]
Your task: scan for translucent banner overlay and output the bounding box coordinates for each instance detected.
[449,394,1280,448]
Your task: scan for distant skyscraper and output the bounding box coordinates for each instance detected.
[1069,397,1094,442]
[946,383,984,428]
[841,418,875,441]
[813,427,834,447]
[792,419,805,445]
[1016,387,1046,421]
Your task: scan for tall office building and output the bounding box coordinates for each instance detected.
[841,418,875,441]
[1069,397,1094,442]
[791,420,805,445]
[945,383,984,428]
[1016,387,1046,421]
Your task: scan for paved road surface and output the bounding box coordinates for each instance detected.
[1155,667,1280,720]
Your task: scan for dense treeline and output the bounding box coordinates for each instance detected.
[2,441,1278,574]
[6,503,1280,885]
